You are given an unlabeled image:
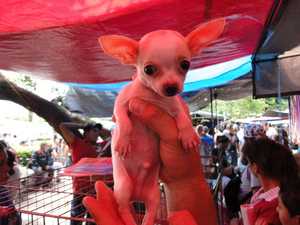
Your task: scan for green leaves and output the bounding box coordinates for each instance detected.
[202,97,288,120]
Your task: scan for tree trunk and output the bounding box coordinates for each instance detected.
[0,72,108,139]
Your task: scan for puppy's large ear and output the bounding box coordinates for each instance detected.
[186,18,225,57]
[99,35,139,65]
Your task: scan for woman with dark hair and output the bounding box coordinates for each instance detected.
[0,142,21,224]
[230,138,298,225]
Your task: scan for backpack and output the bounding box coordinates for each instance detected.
[223,171,252,212]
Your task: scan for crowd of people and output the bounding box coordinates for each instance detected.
[0,133,72,167]
[81,100,300,225]
[196,121,299,225]
[1,103,299,225]
[0,122,113,224]
[0,132,71,223]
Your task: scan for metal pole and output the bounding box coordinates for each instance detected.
[210,88,214,132]
[277,63,283,144]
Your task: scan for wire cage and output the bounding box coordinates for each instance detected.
[0,168,169,225]
[1,150,224,225]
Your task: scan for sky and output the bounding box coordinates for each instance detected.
[0,70,69,119]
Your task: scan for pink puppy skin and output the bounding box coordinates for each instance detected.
[99,18,225,225]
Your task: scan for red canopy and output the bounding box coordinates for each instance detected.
[0,0,277,84]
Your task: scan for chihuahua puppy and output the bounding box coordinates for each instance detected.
[99,18,225,225]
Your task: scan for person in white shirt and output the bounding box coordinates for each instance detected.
[261,121,277,140]
[237,124,268,203]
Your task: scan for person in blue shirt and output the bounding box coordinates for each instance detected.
[196,124,214,165]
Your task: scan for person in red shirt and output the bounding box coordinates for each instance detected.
[60,122,111,225]
[230,138,298,225]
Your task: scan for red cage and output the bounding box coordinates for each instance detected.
[1,169,169,225]
[1,151,223,224]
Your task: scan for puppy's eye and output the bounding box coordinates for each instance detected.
[181,61,190,70]
[144,65,156,75]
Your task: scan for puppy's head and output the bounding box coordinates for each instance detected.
[131,30,191,96]
[99,19,225,97]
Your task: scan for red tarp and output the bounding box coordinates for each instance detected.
[0,0,277,84]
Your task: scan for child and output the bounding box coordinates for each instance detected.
[277,179,300,225]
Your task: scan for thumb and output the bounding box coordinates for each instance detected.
[129,98,178,140]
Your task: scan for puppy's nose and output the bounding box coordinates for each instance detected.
[164,85,178,96]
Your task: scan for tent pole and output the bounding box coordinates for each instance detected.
[277,63,283,144]
[288,96,292,146]
[214,92,218,125]
[210,88,214,133]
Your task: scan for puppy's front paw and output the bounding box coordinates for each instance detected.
[179,130,200,151]
[114,135,133,159]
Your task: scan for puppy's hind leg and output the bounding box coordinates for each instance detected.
[114,180,137,225]
[142,185,160,225]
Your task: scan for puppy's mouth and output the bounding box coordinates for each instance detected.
[164,85,179,97]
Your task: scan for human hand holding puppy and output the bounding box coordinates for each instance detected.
[83,98,218,225]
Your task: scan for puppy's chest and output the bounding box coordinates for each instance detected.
[129,114,160,149]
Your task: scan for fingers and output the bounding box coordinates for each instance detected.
[168,210,197,225]
[83,197,104,223]
[83,182,124,225]
[83,197,123,224]
[95,181,119,217]
[129,98,179,142]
